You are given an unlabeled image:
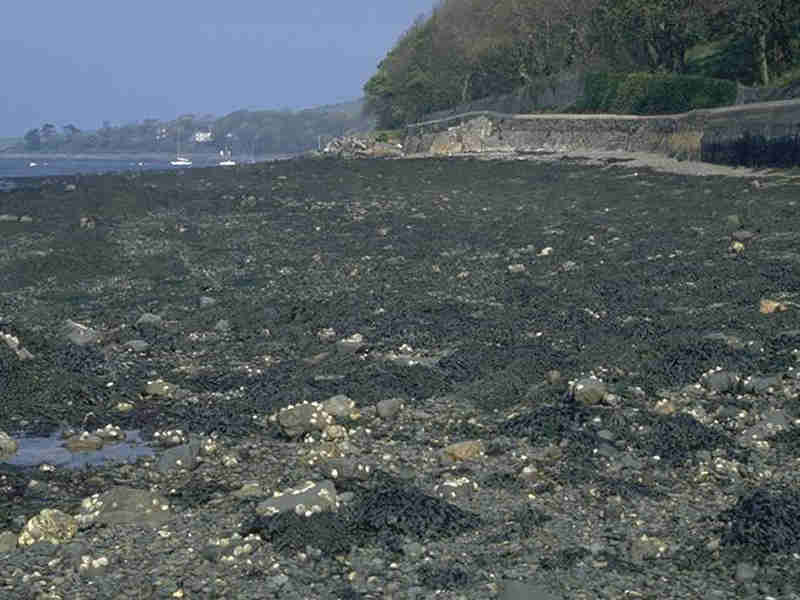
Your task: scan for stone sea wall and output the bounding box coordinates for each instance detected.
[404,99,800,166]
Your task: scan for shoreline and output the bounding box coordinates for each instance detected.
[402,147,797,180]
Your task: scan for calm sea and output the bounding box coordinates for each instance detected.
[0,153,296,189]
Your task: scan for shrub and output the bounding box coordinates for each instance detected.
[577,72,737,115]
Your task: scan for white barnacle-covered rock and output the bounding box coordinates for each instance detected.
[277,402,333,437]
[255,480,338,517]
[0,431,19,461]
[94,424,125,442]
[76,486,171,528]
[571,376,608,406]
[18,509,77,546]
[434,476,479,503]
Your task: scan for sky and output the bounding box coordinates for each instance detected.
[0,1,436,137]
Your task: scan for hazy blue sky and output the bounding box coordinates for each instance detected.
[0,1,436,137]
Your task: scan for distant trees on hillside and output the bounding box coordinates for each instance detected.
[17,103,373,154]
[364,0,800,128]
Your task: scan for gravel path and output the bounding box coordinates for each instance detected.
[1,155,800,599]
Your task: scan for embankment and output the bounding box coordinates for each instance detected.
[404,99,800,167]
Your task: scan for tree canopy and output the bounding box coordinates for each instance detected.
[364,0,800,128]
[15,101,373,155]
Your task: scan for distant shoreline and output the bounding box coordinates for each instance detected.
[0,152,223,161]
[0,151,298,162]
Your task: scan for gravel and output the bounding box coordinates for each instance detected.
[1,154,800,599]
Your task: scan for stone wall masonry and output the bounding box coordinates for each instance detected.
[404,99,800,166]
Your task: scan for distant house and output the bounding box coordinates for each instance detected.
[194,130,213,143]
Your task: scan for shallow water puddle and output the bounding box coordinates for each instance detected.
[4,430,155,469]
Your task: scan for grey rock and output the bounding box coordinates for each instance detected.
[731,230,756,242]
[77,486,172,528]
[499,580,561,600]
[742,374,782,394]
[63,433,104,452]
[317,457,372,481]
[0,530,18,554]
[0,431,19,461]
[18,509,77,546]
[63,319,102,346]
[702,370,740,393]
[255,479,338,516]
[124,339,150,352]
[377,396,404,419]
[572,377,607,405]
[157,437,202,473]
[322,394,356,417]
[735,562,757,582]
[136,312,163,327]
[276,402,332,437]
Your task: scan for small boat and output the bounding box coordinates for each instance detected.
[218,149,236,167]
[28,161,38,167]
[170,128,192,166]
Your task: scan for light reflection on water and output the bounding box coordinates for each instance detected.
[3,430,155,469]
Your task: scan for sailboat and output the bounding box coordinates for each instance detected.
[170,129,192,166]
[218,148,236,167]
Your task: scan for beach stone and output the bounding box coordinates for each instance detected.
[731,230,756,243]
[63,432,104,452]
[18,509,77,546]
[255,479,338,517]
[742,374,782,394]
[77,486,172,528]
[377,397,404,419]
[124,339,150,352]
[0,530,18,553]
[144,378,179,397]
[136,312,163,327]
[232,482,266,499]
[157,437,202,473]
[63,319,101,346]
[726,214,741,228]
[702,370,740,393]
[572,377,607,405]
[276,402,333,437]
[336,332,365,354]
[499,581,560,600]
[442,439,485,462]
[434,475,479,502]
[0,431,19,461]
[322,394,356,417]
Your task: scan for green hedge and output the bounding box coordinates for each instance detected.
[576,72,737,114]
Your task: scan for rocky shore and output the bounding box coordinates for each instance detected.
[2,155,800,599]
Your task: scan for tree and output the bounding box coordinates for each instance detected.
[40,123,57,141]
[62,124,80,142]
[23,128,41,150]
[593,0,708,73]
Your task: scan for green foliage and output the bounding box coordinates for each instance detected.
[575,72,628,112]
[10,101,374,155]
[577,72,737,114]
[374,130,403,143]
[363,0,799,126]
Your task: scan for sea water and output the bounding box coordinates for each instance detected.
[0,153,296,186]
[3,430,155,470]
